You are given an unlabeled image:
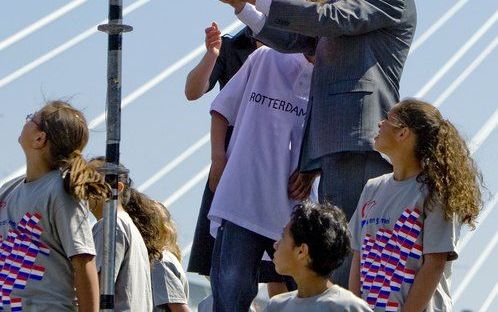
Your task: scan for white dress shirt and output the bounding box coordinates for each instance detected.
[236,0,272,34]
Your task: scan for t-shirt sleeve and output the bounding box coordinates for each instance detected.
[422,202,461,261]
[151,260,188,306]
[92,221,128,282]
[53,195,95,258]
[210,51,254,125]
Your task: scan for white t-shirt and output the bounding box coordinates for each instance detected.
[0,171,95,311]
[208,47,313,240]
[265,285,372,312]
[151,250,189,312]
[349,173,461,312]
[93,210,153,312]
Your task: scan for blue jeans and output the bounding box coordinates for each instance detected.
[210,220,295,312]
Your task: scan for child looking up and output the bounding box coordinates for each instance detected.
[0,101,107,311]
[348,99,482,311]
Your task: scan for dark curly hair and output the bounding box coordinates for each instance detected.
[392,99,483,227]
[289,201,351,277]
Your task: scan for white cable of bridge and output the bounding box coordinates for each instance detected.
[478,281,498,312]
[415,9,498,98]
[408,0,471,55]
[453,232,498,302]
[0,0,151,89]
[434,37,498,108]
[0,0,87,52]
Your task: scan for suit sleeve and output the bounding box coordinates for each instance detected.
[265,0,405,38]
[256,25,318,54]
[238,2,317,54]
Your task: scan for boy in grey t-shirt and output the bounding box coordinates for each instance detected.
[266,202,372,312]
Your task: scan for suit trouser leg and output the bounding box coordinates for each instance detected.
[318,151,392,288]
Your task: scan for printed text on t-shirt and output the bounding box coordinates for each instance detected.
[249,92,306,117]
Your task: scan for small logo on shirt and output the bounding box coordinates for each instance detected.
[0,202,6,209]
[361,200,376,218]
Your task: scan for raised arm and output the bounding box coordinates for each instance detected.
[232,1,317,54]
[256,25,317,54]
[263,0,405,38]
[185,22,222,101]
[223,0,405,39]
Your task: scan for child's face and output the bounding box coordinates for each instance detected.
[273,223,300,276]
[19,111,46,153]
[374,109,405,154]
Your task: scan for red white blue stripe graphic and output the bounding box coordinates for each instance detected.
[0,212,49,310]
[360,208,423,310]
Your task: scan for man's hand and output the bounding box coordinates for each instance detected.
[205,22,222,56]
[288,170,317,200]
[209,156,227,192]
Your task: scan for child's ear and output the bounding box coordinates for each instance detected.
[33,131,47,149]
[297,243,310,261]
[117,181,125,193]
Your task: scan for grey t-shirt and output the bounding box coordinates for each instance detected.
[93,210,153,312]
[349,173,461,312]
[264,285,372,312]
[0,171,95,311]
[151,250,189,312]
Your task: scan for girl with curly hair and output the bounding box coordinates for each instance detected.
[150,200,189,312]
[348,99,482,311]
[0,101,110,311]
[102,178,188,311]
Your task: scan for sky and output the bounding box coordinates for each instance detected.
[1,1,497,310]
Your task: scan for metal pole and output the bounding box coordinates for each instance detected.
[98,1,132,310]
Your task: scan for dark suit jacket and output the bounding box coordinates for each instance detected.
[255,0,417,171]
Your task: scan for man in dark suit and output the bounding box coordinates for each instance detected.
[220,0,417,288]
